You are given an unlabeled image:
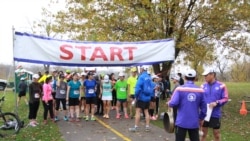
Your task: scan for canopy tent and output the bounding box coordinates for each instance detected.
[14,68,33,93]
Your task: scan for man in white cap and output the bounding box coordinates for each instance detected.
[168,69,207,141]
[200,69,229,141]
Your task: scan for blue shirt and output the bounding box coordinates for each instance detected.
[169,81,206,129]
[68,80,81,98]
[84,80,97,98]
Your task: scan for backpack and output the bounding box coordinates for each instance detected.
[142,76,153,96]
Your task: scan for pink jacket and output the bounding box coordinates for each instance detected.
[42,83,53,102]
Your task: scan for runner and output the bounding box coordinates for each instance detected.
[83,71,97,121]
[127,67,138,119]
[54,74,68,121]
[95,75,103,116]
[100,75,112,119]
[51,69,58,117]
[28,74,42,127]
[129,66,153,132]
[201,69,229,141]
[42,75,54,124]
[170,75,181,123]
[79,72,87,113]
[66,72,82,122]
[149,75,159,120]
[17,77,28,106]
[110,73,117,110]
[115,72,129,119]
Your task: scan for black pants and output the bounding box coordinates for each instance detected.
[155,97,160,114]
[175,126,199,141]
[28,101,40,120]
[111,91,117,107]
[43,100,54,120]
[55,98,66,111]
[96,97,103,114]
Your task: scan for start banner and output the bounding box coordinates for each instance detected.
[14,32,175,66]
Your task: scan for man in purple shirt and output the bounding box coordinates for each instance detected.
[200,69,229,141]
[168,69,206,141]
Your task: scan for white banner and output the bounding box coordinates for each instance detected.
[14,32,175,66]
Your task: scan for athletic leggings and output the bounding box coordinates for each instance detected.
[55,98,66,111]
[155,97,159,115]
[111,90,117,107]
[42,100,54,120]
[28,101,40,120]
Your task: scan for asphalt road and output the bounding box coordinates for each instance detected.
[57,110,175,141]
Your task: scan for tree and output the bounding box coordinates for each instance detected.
[33,1,60,72]
[50,0,250,76]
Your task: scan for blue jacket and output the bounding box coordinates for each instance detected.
[201,80,229,118]
[168,81,206,129]
[135,71,152,102]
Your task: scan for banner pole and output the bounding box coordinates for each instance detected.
[12,26,18,115]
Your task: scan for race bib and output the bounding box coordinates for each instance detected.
[60,90,66,95]
[34,93,40,98]
[88,89,94,94]
[120,88,126,92]
[103,88,110,92]
[74,90,80,95]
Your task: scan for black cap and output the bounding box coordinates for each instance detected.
[59,74,65,78]
[88,71,94,75]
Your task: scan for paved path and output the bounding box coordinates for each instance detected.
[57,110,175,141]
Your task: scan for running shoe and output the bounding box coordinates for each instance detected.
[151,116,157,121]
[54,116,59,122]
[64,116,68,121]
[124,114,129,119]
[129,126,138,132]
[91,116,96,121]
[85,116,89,121]
[29,121,37,127]
[145,126,151,132]
[116,114,120,119]
[75,118,80,122]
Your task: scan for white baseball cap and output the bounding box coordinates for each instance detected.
[185,69,196,77]
[81,72,87,76]
[104,75,109,82]
[118,72,125,77]
[33,74,40,79]
[140,65,150,70]
[171,75,180,81]
[202,68,215,75]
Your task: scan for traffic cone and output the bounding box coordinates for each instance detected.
[240,100,248,116]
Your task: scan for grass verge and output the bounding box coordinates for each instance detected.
[0,90,63,141]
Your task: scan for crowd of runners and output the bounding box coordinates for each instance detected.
[17,65,229,141]
[20,66,167,127]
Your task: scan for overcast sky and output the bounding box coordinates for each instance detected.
[0,0,54,65]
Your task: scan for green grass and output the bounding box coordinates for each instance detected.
[0,90,63,141]
[151,82,250,141]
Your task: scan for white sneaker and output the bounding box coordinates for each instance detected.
[29,122,37,127]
